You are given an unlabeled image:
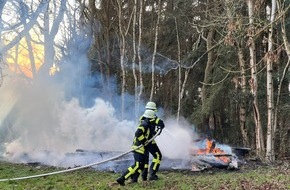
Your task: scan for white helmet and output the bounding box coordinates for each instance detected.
[145,101,157,111]
[143,109,156,119]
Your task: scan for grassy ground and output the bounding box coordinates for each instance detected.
[0,160,289,190]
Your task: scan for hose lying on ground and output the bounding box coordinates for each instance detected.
[0,130,161,182]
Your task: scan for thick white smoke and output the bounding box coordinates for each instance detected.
[157,118,194,160]
[0,34,194,169]
[0,74,194,167]
[1,76,137,163]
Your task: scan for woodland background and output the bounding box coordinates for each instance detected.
[0,0,289,162]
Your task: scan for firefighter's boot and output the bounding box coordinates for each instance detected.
[148,163,160,181]
[149,173,158,181]
[116,176,125,186]
[141,167,148,181]
[130,172,139,183]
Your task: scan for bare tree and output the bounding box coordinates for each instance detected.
[116,0,132,119]
[88,0,104,82]
[224,0,250,147]
[137,0,144,110]
[247,0,264,156]
[265,0,276,162]
[39,0,66,78]
[132,0,138,119]
[0,0,49,55]
[175,16,190,122]
[175,16,182,121]
[275,1,290,159]
[237,48,250,147]
[25,34,37,78]
[0,0,7,87]
[0,0,66,80]
[149,0,161,101]
[201,28,216,137]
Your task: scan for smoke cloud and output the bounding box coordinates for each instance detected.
[157,118,194,159]
[0,34,195,168]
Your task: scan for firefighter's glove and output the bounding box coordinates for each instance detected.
[157,119,165,129]
[156,120,165,135]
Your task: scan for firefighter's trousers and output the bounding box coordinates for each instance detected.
[142,141,162,179]
[121,151,146,181]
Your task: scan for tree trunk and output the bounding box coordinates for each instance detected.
[132,0,138,119]
[237,48,250,147]
[265,0,276,162]
[149,0,161,101]
[276,1,290,159]
[225,0,249,147]
[175,17,181,122]
[25,35,37,78]
[137,0,144,108]
[42,1,52,77]
[201,28,216,137]
[247,0,264,156]
[40,0,66,78]
[104,1,112,86]
[117,0,126,119]
[0,0,5,86]
[88,0,104,81]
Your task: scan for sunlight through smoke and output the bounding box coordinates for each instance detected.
[0,31,139,166]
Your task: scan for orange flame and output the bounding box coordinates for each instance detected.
[195,139,230,163]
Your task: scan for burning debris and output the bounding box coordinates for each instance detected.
[190,138,240,171]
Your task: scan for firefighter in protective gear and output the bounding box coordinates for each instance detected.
[116,110,156,186]
[140,102,165,181]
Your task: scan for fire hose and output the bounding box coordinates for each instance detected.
[0,129,162,182]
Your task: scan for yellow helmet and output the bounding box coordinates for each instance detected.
[143,109,156,119]
[145,101,157,111]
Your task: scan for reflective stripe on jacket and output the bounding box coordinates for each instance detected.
[132,119,151,154]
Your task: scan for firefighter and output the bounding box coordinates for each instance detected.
[140,101,165,181]
[116,109,156,186]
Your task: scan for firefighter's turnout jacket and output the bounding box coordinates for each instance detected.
[138,116,164,144]
[132,118,156,154]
